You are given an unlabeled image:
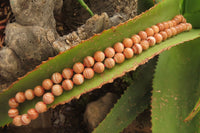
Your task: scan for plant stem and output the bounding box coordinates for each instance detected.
[77,0,94,16]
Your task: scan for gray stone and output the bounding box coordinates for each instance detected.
[84,92,118,132]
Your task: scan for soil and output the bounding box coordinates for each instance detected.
[0,0,151,133]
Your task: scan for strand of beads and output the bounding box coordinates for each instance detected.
[8,15,192,126]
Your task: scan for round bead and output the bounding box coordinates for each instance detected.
[94,51,105,62]
[182,17,186,23]
[15,92,25,103]
[83,56,95,67]
[167,21,173,28]
[131,35,141,44]
[113,42,124,53]
[93,62,105,73]
[160,31,168,41]
[51,72,62,84]
[180,23,187,31]
[132,44,143,54]
[170,27,177,36]
[62,68,73,79]
[73,74,84,85]
[123,48,134,59]
[165,29,173,38]
[140,40,149,50]
[114,53,125,64]
[104,47,115,58]
[43,92,54,104]
[147,36,156,46]
[173,17,181,24]
[186,23,192,31]
[156,23,165,31]
[13,115,22,126]
[154,33,163,43]
[8,98,19,108]
[35,101,47,113]
[83,68,94,79]
[173,15,183,24]
[163,22,169,29]
[25,89,35,100]
[73,62,84,74]
[175,25,181,33]
[27,108,39,120]
[8,108,19,118]
[151,25,160,33]
[171,20,177,26]
[123,38,133,48]
[104,58,115,69]
[145,28,154,37]
[138,31,147,40]
[34,86,45,97]
[21,114,31,125]
[42,79,53,90]
[62,79,73,91]
[52,84,63,96]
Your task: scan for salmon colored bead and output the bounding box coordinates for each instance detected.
[123,38,133,48]
[104,58,115,69]
[94,51,105,62]
[182,17,186,23]
[163,22,169,29]
[113,42,124,53]
[83,56,95,68]
[170,27,177,36]
[114,53,125,64]
[27,108,39,120]
[180,23,187,31]
[42,79,53,90]
[8,108,19,118]
[43,92,54,104]
[8,98,19,108]
[123,48,134,59]
[151,25,160,33]
[156,23,165,31]
[147,36,156,46]
[35,101,47,113]
[93,62,105,73]
[15,92,25,103]
[131,34,141,44]
[145,28,154,37]
[165,29,173,38]
[83,68,94,79]
[73,74,84,85]
[132,44,143,54]
[138,31,147,40]
[160,31,168,41]
[62,68,73,79]
[21,114,31,125]
[62,79,73,91]
[171,20,177,26]
[34,86,45,97]
[140,40,149,50]
[52,84,63,96]
[51,72,63,84]
[13,115,22,126]
[104,47,115,58]
[154,33,163,43]
[167,21,173,28]
[186,23,192,31]
[25,89,35,100]
[175,25,181,33]
[73,62,84,74]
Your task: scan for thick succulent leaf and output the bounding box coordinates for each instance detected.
[152,38,200,133]
[93,58,156,133]
[0,0,200,126]
[184,97,200,122]
[182,0,200,28]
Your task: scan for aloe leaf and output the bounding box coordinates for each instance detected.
[152,38,200,133]
[0,0,200,126]
[93,58,156,133]
[184,97,200,122]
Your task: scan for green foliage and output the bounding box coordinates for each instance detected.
[152,38,200,133]
[77,0,94,16]
[93,58,156,133]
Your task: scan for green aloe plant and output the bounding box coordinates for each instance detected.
[0,0,200,132]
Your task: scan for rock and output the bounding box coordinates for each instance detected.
[5,23,56,70]
[0,47,25,84]
[84,92,118,132]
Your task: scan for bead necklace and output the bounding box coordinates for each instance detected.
[8,15,192,126]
